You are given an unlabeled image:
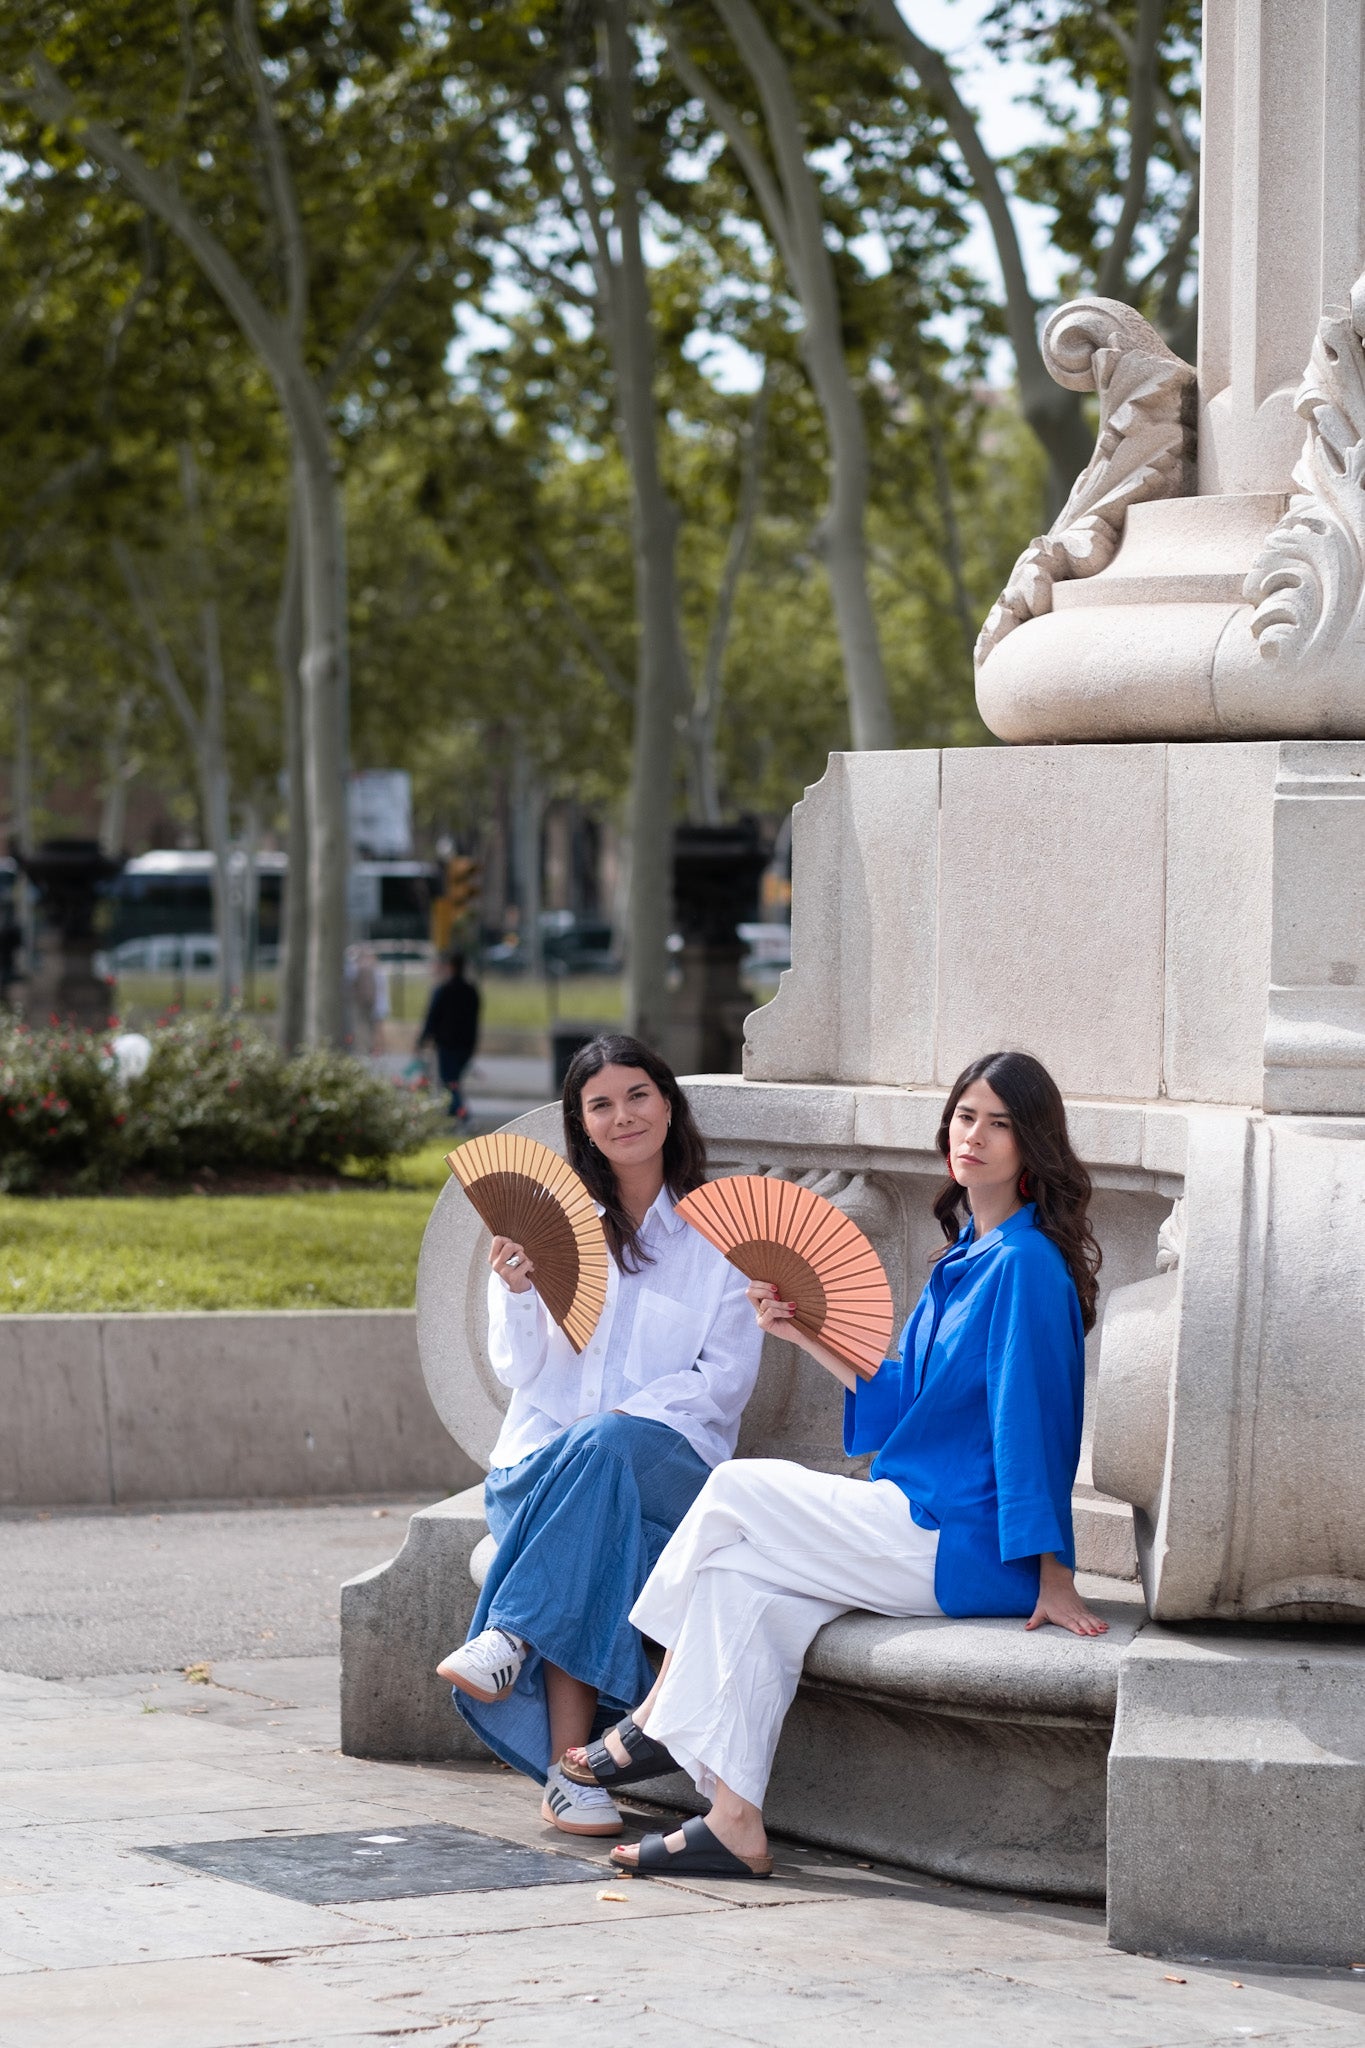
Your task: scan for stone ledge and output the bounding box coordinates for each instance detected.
[687,1074,1226,1193]
[0,1310,477,1509]
[801,1600,1143,1725]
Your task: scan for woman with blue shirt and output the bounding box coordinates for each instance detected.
[435,1033,763,1839]
[564,1050,1108,1881]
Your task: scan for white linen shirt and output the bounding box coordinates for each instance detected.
[486,1187,762,1473]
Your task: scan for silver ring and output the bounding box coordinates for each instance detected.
[504,1253,521,1270]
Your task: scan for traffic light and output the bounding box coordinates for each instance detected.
[445,856,480,918]
[430,855,481,952]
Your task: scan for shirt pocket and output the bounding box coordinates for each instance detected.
[624,1288,709,1389]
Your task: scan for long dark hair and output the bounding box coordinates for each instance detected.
[933,1051,1102,1332]
[562,1033,707,1272]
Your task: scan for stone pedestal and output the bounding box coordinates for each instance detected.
[1109,1629,1365,1964]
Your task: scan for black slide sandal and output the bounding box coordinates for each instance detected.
[615,1814,773,1880]
[560,1714,678,1790]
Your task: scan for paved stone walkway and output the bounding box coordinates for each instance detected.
[0,1500,433,1680]
[3,1649,1365,2046]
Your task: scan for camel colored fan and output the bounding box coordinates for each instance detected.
[676,1175,892,1381]
[447,1133,608,1354]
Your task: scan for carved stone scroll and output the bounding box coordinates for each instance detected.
[1243,273,1365,680]
[974,300,1197,667]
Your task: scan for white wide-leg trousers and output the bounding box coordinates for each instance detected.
[629,1458,941,1809]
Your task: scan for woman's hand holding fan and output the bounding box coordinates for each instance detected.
[675,1175,893,1386]
[744,1278,862,1391]
[489,1234,534,1294]
[446,1132,608,1353]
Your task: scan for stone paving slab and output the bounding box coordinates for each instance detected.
[0,1953,474,2048]
[0,1650,1361,2047]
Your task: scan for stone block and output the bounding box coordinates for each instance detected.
[0,1317,109,1508]
[850,1086,943,1160]
[1163,744,1276,1104]
[1063,1102,1145,1170]
[0,1311,470,1509]
[741,740,1360,1110]
[100,1312,473,1504]
[744,758,846,1083]
[766,1603,1142,1899]
[690,1076,859,1154]
[339,1485,491,1763]
[1108,1629,1365,1964]
[936,747,1167,1100]
[1094,1111,1365,1620]
[1264,743,1365,1113]
[1071,1486,1139,1582]
[1140,1106,1188,1178]
[744,751,941,1087]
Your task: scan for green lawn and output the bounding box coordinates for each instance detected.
[111,969,624,1033]
[0,1141,454,1314]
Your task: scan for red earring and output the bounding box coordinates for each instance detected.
[1018,1172,1031,1198]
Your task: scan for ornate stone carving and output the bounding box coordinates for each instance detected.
[1155,1197,1185,1274]
[1243,274,1365,677]
[975,299,1197,667]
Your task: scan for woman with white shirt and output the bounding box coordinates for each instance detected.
[436,1033,763,1837]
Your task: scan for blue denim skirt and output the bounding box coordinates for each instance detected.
[452,1412,710,1784]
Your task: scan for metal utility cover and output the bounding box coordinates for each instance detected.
[142,1824,604,1905]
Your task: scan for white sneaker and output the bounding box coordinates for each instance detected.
[541,1760,623,1837]
[436,1628,525,1703]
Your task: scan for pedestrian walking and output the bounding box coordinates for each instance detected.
[418,950,481,1121]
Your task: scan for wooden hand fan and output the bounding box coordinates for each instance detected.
[676,1174,892,1380]
[447,1133,608,1354]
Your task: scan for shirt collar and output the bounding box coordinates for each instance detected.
[592,1185,685,1235]
[646,1185,687,1235]
[956,1201,1038,1261]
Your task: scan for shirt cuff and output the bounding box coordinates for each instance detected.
[843,1362,902,1456]
[997,1498,1071,1566]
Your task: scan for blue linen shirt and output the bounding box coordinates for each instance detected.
[843,1204,1085,1617]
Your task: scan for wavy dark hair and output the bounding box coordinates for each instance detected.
[562,1033,707,1272]
[933,1050,1102,1332]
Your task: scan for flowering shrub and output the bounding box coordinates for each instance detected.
[0,1015,434,1191]
[0,1022,122,1190]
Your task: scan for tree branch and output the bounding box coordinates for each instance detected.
[647,4,798,280]
[526,543,632,704]
[319,242,421,399]
[18,54,293,391]
[232,0,307,342]
[548,82,616,313]
[1096,7,1197,176]
[498,234,599,312]
[857,0,1092,503]
[112,540,202,749]
[1096,0,1164,300]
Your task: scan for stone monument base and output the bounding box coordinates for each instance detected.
[1109,1629,1365,1964]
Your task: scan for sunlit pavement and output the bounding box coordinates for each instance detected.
[2,1506,1364,2045]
